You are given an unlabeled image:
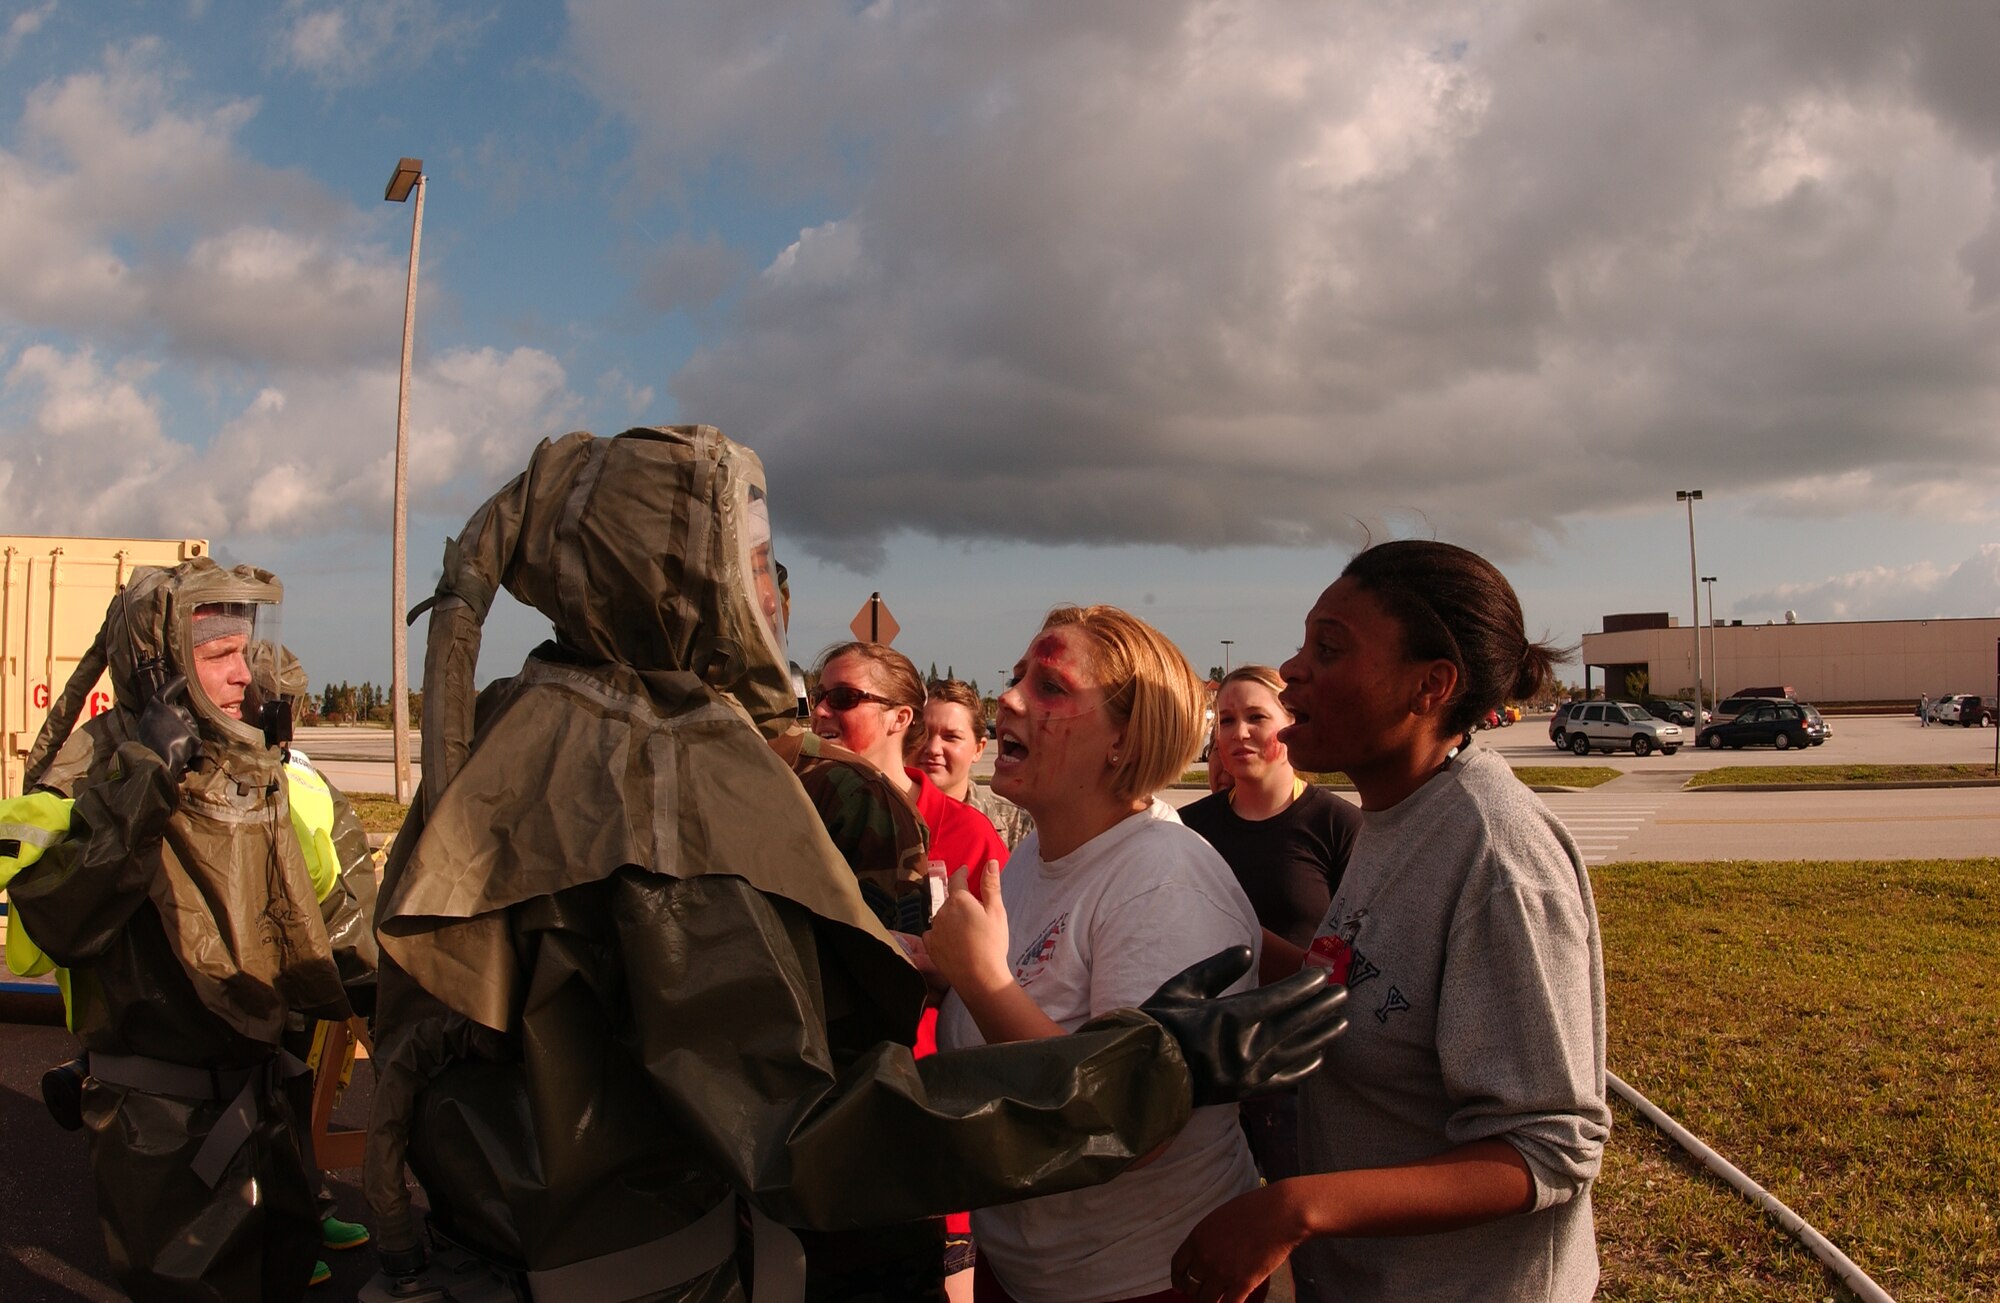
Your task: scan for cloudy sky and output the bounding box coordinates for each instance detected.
[4,0,1998,695]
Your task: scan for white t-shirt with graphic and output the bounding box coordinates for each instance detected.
[936,810,1261,1303]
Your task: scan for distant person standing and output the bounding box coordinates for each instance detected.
[1180,666,1359,1210]
[919,678,1035,851]
[1919,693,1930,726]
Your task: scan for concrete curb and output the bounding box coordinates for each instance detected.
[1170,781,1608,795]
[1688,778,2000,792]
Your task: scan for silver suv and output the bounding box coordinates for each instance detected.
[1563,700,1682,757]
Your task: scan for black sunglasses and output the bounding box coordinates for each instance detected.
[810,684,897,712]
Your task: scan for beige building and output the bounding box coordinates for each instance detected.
[1579,613,2000,706]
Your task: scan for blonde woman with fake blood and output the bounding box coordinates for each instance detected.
[926,606,1267,1303]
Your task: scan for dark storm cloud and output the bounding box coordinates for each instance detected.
[574,0,2000,568]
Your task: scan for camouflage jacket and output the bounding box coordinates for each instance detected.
[771,729,932,933]
[965,781,1034,853]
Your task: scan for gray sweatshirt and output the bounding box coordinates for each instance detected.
[1293,744,1609,1302]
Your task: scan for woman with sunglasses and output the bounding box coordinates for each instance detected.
[926,606,1266,1303]
[813,643,1009,894]
[812,641,1008,1300]
[1170,542,1609,1303]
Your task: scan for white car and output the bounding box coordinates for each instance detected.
[1930,695,1963,724]
[1563,700,1682,757]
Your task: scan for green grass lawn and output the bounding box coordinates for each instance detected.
[1513,765,1622,789]
[1177,766,1623,788]
[345,793,410,835]
[1594,858,2000,1301]
[1687,764,2000,788]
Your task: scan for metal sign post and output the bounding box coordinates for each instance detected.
[848,592,900,646]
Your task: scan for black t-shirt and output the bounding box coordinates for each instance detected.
[1181,784,1361,950]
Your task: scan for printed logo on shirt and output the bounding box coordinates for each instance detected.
[1014,911,1069,983]
[1374,986,1410,1023]
[1304,908,1377,990]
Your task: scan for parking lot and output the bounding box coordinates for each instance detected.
[1164,713,2000,864]
[1484,709,1999,771]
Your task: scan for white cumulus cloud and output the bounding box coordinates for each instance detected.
[276,0,493,87]
[1739,545,2000,622]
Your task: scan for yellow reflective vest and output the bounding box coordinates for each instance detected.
[1,760,342,1016]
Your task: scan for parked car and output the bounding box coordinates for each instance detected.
[1549,700,1585,749]
[1715,694,1787,722]
[1697,699,1825,750]
[1953,693,1995,727]
[1502,704,1522,724]
[1931,695,1962,725]
[1803,703,1831,741]
[1644,699,1701,727]
[1562,700,1682,756]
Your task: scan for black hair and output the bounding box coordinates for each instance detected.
[1341,540,1569,738]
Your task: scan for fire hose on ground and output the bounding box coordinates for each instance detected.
[1607,1069,1896,1303]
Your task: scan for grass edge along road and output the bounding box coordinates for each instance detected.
[1687,764,2000,788]
[1175,766,1624,789]
[1593,857,1999,1302]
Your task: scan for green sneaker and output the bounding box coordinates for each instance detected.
[309,1260,332,1287]
[321,1216,370,1251]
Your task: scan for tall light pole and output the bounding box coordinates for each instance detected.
[1220,639,1234,675]
[1676,490,1703,711]
[1701,575,1718,718]
[385,157,424,806]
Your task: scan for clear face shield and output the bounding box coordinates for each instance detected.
[184,598,290,747]
[738,484,788,671]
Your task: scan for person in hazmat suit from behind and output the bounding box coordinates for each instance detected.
[1,560,353,1301]
[364,425,1350,1303]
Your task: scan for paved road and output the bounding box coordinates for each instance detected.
[305,717,2000,861]
[1155,714,2000,863]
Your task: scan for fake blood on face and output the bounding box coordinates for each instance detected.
[991,625,1118,818]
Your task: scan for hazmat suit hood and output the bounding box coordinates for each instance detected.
[415,425,793,798]
[381,426,900,1033]
[24,558,347,1043]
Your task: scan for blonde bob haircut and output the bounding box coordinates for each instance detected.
[1038,605,1206,804]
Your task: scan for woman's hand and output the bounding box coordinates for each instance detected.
[1171,1182,1305,1303]
[890,931,951,996]
[925,863,1010,996]
[926,863,1066,1043]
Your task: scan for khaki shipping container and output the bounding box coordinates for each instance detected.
[1,535,209,798]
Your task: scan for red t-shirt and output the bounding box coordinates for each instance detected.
[906,767,1008,895]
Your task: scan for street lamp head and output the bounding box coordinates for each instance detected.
[1676,489,1704,502]
[384,157,424,203]
[1701,575,1717,584]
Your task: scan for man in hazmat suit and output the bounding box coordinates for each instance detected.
[1,560,358,1301]
[364,426,1347,1303]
